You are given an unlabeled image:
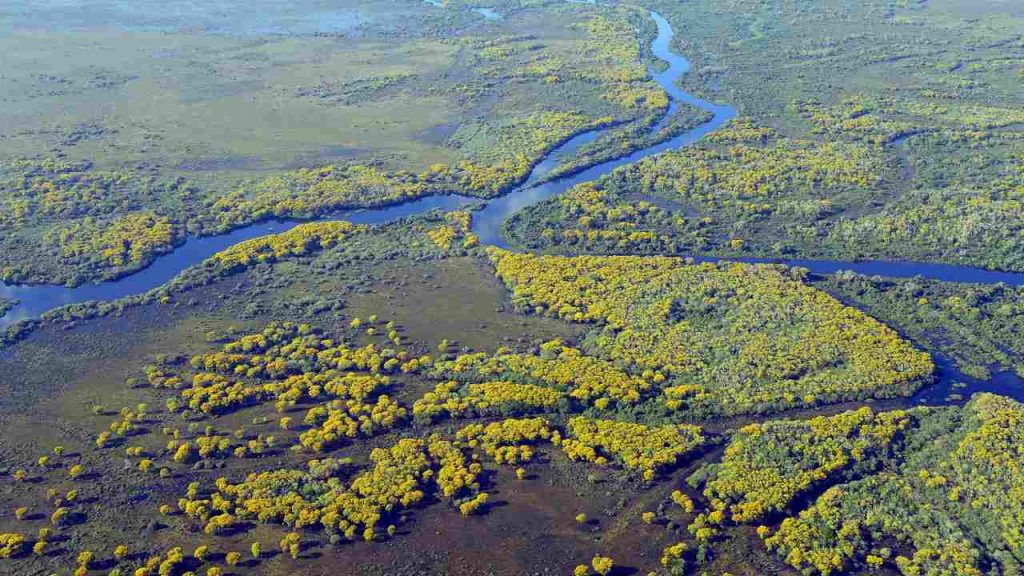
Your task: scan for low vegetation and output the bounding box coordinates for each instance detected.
[821,272,1024,381]
[0,213,1019,576]
[757,395,1022,576]
[3,0,1024,575]
[488,249,934,416]
[0,2,674,285]
[508,0,1024,272]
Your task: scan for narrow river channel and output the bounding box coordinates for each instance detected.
[1,8,1021,404]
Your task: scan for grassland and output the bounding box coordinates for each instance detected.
[1,0,1024,575]
[507,0,1024,271]
[0,220,685,575]
[0,0,679,285]
[0,217,1009,576]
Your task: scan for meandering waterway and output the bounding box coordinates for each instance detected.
[1,8,1021,403]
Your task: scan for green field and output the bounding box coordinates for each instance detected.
[0,0,675,285]
[509,0,1024,271]
[1,1,1023,575]
[0,216,1016,576]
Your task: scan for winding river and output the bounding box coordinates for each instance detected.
[0,9,1021,402]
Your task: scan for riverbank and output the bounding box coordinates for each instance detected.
[1,8,1021,406]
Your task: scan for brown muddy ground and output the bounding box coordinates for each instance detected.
[0,254,808,576]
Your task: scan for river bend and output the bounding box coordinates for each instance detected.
[1,9,1021,404]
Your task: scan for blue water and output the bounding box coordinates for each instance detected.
[473,7,501,20]
[1,9,735,327]
[471,12,737,247]
[910,354,1023,405]
[1,9,1021,403]
[0,195,476,327]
